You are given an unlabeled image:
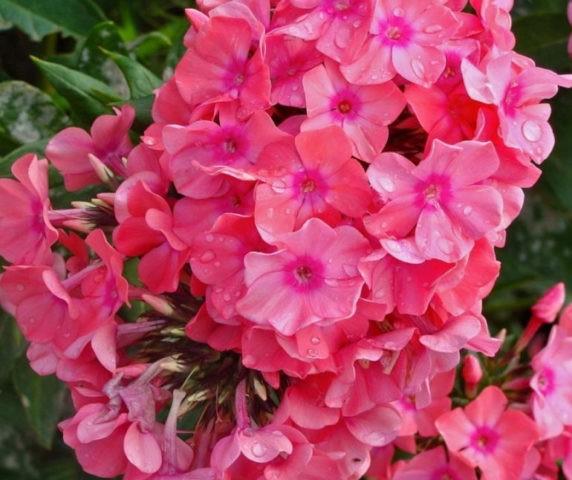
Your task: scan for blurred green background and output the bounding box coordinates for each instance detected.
[0,0,571,478]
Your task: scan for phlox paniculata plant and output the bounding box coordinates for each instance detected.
[1,0,572,479]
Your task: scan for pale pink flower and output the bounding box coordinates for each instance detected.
[341,0,458,86]
[302,61,406,162]
[366,140,503,262]
[236,218,370,335]
[436,386,539,480]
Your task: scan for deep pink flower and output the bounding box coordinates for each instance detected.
[393,446,477,480]
[366,140,503,262]
[302,61,406,162]
[45,105,134,190]
[0,153,57,265]
[236,218,369,335]
[436,386,538,480]
[341,0,458,86]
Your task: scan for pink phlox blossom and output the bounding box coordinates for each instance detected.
[45,104,135,190]
[265,34,323,108]
[302,60,406,162]
[190,214,267,323]
[236,218,370,335]
[164,106,288,194]
[366,140,503,262]
[341,0,458,86]
[113,178,191,293]
[436,385,539,480]
[359,247,454,315]
[253,126,371,242]
[0,153,57,265]
[174,16,271,119]
[185,305,243,352]
[530,324,572,440]
[462,52,572,163]
[393,445,477,480]
[272,0,373,64]
[470,0,515,51]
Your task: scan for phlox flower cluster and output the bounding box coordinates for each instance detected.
[1,0,572,479]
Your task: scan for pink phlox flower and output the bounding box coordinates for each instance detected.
[392,369,454,437]
[113,178,191,293]
[253,126,371,242]
[174,16,271,120]
[530,324,572,440]
[461,52,572,163]
[45,104,135,190]
[325,329,413,416]
[185,305,243,352]
[341,0,458,86]
[359,248,454,315]
[0,265,81,349]
[393,446,477,480]
[236,218,370,336]
[302,60,406,162]
[434,238,500,316]
[0,153,57,265]
[471,0,515,51]
[436,385,539,480]
[125,144,171,194]
[164,106,288,193]
[210,381,294,470]
[365,140,503,262]
[265,34,323,107]
[190,214,267,323]
[272,0,373,63]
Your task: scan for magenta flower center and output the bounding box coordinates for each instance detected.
[295,265,313,282]
[470,426,499,454]
[337,100,352,114]
[536,367,555,396]
[301,178,316,193]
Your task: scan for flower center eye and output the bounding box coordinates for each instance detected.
[334,1,349,11]
[295,265,313,282]
[338,100,352,114]
[301,178,316,193]
[424,184,439,200]
[235,74,245,86]
[224,139,237,153]
[386,26,401,40]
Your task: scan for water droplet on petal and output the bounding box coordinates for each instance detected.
[352,20,361,28]
[423,24,443,34]
[324,278,339,287]
[251,442,267,458]
[365,431,386,445]
[310,336,321,345]
[306,348,318,358]
[379,177,395,192]
[522,120,542,142]
[16,284,24,292]
[411,59,425,80]
[463,206,472,215]
[223,293,232,302]
[393,7,405,17]
[205,234,214,243]
[200,250,216,263]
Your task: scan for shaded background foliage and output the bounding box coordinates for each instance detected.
[0,0,570,478]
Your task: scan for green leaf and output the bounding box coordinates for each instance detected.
[0,138,50,177]
[32,57,123,127]
[12,357,67,449]
[0,0,106,41]
[130,31,172,60]
[0,81,69,150]
[513,0,568,17]
[0,314,26,382]
[0,424,40,478]
[76,22,129,98]
[102,49,162,99]
[513,13,572,71]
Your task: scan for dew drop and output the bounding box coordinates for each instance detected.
[352,20,361,28]
[214,286,224,293]
[306,348,318,358]
[251,442,267,458]
[200,250,216,263]
[243,355,256,365]
[522,120,542,142]
[324,278,339,287]
[214,261,221,267]
[423,24,443,34]
[411,59,425,79]
[365,431,386,445]
[310,336,321,345]
[463,206,472,216]
[272,180,287,193]
[16,284,24,292]
[379,176,395,192]
[393,7,405,17]
[205,234,214,243]
[223,293,232,302]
